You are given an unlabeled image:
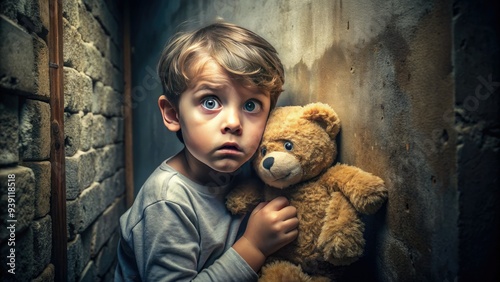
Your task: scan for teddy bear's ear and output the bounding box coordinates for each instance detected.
[301,102,341,139]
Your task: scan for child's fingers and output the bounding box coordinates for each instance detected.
[282,216,299,234]
[264,196,290,210]
[250,201,269,215]
[279,205,297,218]
[250,197,289,216]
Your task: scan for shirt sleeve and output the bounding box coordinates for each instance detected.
[128,200,258,282]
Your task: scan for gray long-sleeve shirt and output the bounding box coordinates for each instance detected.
[115,160,258,281]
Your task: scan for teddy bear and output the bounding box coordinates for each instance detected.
[226,102,388,281]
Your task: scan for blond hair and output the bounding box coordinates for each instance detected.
[157,21,285,109]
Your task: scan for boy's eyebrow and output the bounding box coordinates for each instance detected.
[191,78,270,97]
[190,77,229,92]
[253,90,270,98]
[195,82,225,91]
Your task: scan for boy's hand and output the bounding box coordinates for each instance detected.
[233,196,298,272]
[244,196,299,257]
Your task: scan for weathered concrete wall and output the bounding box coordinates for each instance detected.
[453,0,500,280]
[1,0,126,281]
[131,0,499,281]
[129,1,186,195]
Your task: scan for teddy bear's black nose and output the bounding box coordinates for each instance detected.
[262,157,274,170]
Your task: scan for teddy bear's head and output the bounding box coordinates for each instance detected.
[254,103,341,189]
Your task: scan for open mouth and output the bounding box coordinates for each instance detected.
[218,142,242,152]
[220,145,239,150]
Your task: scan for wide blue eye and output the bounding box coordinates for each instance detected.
[243,100,261,113]
[284,141,293,151]
[201,97,220,110]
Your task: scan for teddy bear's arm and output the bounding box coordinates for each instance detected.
[317,191,365,265]
[320,164,388,214]
[225,177,264,215]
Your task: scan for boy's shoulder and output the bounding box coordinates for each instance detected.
[137,161,190,203]
[119,161,199,239]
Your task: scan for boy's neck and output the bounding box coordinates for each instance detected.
[167,148,235,187]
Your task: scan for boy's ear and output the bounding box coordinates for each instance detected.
[158,95,181,132]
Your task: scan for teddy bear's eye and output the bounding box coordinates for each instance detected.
[284,141,293,151]
[260,146,267,156]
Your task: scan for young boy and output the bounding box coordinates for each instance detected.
[115,21,299,281]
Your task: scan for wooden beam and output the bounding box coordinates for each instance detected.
[123,0,135,208]
[48,0,67,280]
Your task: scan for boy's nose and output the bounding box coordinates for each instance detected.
[222,109,242,135]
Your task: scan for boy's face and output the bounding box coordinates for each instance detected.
[163,60,271,173]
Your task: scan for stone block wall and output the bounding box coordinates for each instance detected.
[1,0,126,281]
[63,0,125,281]
[0,0,54,280]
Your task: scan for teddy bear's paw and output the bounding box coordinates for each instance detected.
[225,183,263,215]
[349,176,388,215]
[317,228,365,266]
[260,261,330,282]
[225,197,252,215]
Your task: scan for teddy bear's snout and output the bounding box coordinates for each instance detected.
[257,151,304,188]
[262,157,274,170]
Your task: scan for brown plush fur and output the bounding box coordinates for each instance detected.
[226,103,388,281]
